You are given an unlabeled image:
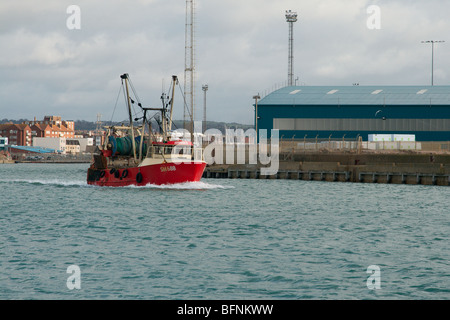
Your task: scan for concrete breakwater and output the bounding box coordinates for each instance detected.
[17,159,91,164]
[203,153,450,186]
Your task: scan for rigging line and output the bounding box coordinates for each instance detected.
[120,77,142,126]
[141,115,168,163]
[127,77,144,119]
[178,83,193,121]
[128,77,142,105]
[144,111,162,133]
[110,84,124,125]
[129,97,141,122]
[167,115,179,131]
[146,116,161,140]
[164,81,178,130]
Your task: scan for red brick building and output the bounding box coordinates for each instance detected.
[30,123,52,138]
[0,123,32,146]
[23,116,75,139]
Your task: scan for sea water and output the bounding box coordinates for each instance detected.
[0,163,449,299]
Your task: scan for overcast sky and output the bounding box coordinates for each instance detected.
[0,0,449,125]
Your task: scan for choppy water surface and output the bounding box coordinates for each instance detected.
[0,163,449,299]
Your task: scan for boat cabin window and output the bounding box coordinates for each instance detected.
[173,145,192,155]
[148,144,193,157]
[164,146,173,154]
[154,146,162,154]
[165,145,192,155]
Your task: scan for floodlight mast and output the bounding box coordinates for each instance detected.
[285,10,298,87]
[184,0,195,134]
[421,40,445,86]
[202,84,208,133]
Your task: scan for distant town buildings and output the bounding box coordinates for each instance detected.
[32,137,67,154]
[0,136,8,150]
[66,139,81,154]
[32,136,92,154]
[23,116,75,139]
[72,137,94,152]
[0,116,76,149]
[0,115,96,155]
[0,123,32,146]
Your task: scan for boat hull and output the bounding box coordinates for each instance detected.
[87,161,206,187]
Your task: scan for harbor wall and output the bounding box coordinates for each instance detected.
[203,149,450,186]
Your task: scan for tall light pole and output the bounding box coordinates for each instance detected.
[184,0,195,133]
[202,84,208,133]
[253,95,260,142]
[285,10,298,86]
[421,40,445,86]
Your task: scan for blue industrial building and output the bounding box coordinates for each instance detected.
[255,86,450,141]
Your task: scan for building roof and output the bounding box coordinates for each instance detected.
[10,145,55,153]
[0,123,31,131]
[258,85,450,106]
[30,123,50,131]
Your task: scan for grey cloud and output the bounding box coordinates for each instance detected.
[0,0,449,124]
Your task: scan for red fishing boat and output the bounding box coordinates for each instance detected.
[87,74,206,186]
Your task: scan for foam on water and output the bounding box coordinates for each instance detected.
[1,178,233,190]
[128,181,234,190]
[1,178,90,188]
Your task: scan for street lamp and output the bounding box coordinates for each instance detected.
[202,84,208,133]
[253,95,261,141]
[285,10,298,86]
[421,40,445,86]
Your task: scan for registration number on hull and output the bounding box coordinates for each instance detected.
[160,165,177,173]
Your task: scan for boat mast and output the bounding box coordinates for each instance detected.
[138,109,147,163]
[121,73,137,162]
[168,75,178,133]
